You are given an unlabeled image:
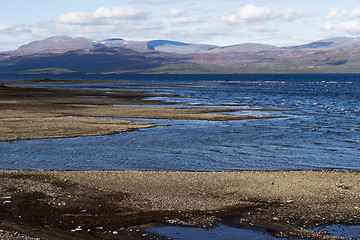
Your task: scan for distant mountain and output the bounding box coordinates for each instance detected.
[1,36,360,73]
[0,46,187,74]
[147,40,218,54]
[209,43,280,53]
[15,36,96,53]
[98,38,218,54]
[284,37,360,51]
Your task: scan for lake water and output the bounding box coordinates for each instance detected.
[1,73,360,239]
[0,74,359,171]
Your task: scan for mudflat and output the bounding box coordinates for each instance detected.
[1,170,360,239]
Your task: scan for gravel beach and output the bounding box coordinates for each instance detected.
[1,170,360,239]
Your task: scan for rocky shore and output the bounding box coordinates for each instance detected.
[1,170,360,239]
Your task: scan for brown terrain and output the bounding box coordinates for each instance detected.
[0,79,359,240]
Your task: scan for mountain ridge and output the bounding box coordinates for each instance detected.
[2,36,360,74]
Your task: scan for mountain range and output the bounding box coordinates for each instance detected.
[1,36,360,74]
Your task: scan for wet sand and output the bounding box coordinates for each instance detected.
[1,170,360,239]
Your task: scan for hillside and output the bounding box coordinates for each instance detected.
[1,36,360,73]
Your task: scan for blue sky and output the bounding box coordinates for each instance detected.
[1,0,360,51]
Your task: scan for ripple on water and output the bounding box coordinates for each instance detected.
[311,224,360,239]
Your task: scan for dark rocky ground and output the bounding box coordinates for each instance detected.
[1,170,359,239]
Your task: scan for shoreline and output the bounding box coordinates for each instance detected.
[2,79,358,239]
[1,170,359,239]
[0,81,284,142]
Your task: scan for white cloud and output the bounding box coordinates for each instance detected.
[54,12,94,25]
[30,24,72,39]
[317,21,360,35]
[93,6,148,19]
[0,24,30,34]
[0,24,10,31]
[163,8,201,26]
[171,16,201,25]
[327,7,360,19]
[54,6,150,25]
[222,4,310,24]
[131,0,174,3]
[163,8,186,18]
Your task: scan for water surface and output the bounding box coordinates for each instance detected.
[0,74,359,171]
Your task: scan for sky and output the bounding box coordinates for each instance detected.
[1,0,360,51]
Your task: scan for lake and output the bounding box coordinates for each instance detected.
[1,73,359,171]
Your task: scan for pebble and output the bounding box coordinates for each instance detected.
[112,231,118,235]
[71,226,82,232]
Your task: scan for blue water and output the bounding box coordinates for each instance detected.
[145,223,289,240]
[1,74,360,239]
[0,74,359,171]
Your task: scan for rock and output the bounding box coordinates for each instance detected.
[72,226,82,232]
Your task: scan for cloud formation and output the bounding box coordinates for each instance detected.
[222,4,310,24]
[320,7,360,36]
[54,6,150,25]
[0,24,30,34]
[318,21,360,35]
[327,7,360,19]
[163,8,201,26]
